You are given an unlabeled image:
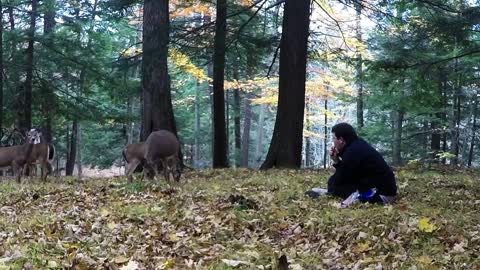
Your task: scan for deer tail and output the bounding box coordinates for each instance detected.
[122,148,128,163]
[48,144,55,160]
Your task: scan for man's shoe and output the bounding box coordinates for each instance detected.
[305,190,320,199]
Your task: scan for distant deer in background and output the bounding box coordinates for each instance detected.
[25,142,55,181]
[123,130,181,183]
[0,129,42,182]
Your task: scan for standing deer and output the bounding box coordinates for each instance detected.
[0,129,42,182]
[123,130,180,183]
[25,143,55,181]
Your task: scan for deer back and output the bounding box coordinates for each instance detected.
[144,130,179,162]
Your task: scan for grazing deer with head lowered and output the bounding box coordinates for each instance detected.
[25,142,55,181]
[0,129,42,182]
[123,142,148,183]
[123,130,181,183]
[144,130,181,182]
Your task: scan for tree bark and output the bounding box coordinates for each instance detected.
[254,102,265,167]
[194,81,201,167]
[241,92,252,167]
[141,0,177,140]
[66,120,78,176]
[468,93,477,167]
[23,0,38,132]
[43,0,56,143]
[392,109,404,166]
[450,57,461,165]
[354,0,364,128]
[0,0,3,132]
[261,0,310,169]
[305,96,311,167]
[233,88,241,167]
[126,97,133,144]
[212,0,229,168]
[323,99,328,169]
[430,71,444,162]
[77,123,82,179]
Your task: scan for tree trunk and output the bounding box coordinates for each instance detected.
[450,57,461,165]
[254,102,265,168]
[261,0,310,169]
[126,97,133,144]
[77,123,82,179]
[194,81,201,167]
[354,0,364,128]
[66,120,78,176]
[305,96,311,167]
[323,99,328,169]
[23,0,38,132]
[431,72,444,162]
[225,92,230,163]
[8,6,22,131]
[141,0,177,140]
[0,0,3,132]
[233,88,241,167]
[392,109,404,166]
[241,92,252,167]
[43,0,56,143]
[468,93,477,167]
[212,0,229,168]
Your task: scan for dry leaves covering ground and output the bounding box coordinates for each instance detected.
[0,167,479,269]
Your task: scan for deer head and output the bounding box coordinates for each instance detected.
[26,129,42,145]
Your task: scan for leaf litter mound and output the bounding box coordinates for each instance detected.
[0,167,479,269]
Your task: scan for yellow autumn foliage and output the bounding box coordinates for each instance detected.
[418,217,437,233]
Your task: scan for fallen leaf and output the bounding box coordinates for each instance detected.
[221,259,249,267]
[119,260,139,270]
[418,218,437,233]
[113,256,130,264]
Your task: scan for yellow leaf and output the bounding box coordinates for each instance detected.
[416,255,433,264]
[107,222,117,230]
[418,217,437,233]
[100,208,110,217]
[353,242,370,253]
[62,243,79,250]
[113,256,130,264]
[168,233,178,242]
[157,259,175,269]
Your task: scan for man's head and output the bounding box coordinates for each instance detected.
[331,123,358,151]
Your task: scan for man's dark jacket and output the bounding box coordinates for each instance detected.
[327,137,397,198]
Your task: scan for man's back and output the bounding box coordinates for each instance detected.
[334,137,397,196]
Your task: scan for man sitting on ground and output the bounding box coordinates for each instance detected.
[306,123,397,205]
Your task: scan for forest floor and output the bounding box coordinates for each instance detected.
[0,166,479,269]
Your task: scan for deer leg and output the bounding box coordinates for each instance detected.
[40,161,48,182]
[159,159,170,183]
[46,161,53,176]
[12,162,22,183]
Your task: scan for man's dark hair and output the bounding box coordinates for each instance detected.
[332,123,358,143]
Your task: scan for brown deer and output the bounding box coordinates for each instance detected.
[25,143,55,181]
[0,129,42,183]
[144,130,181,182]
[123,130,180,183]
[123,142,148,183]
